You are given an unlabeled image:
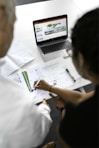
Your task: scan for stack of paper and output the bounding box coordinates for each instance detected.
[18,57,80,103]
[0,41,34,76]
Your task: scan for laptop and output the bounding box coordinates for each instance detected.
[33,14,68,54]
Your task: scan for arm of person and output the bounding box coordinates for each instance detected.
[6,97,52,148]
[29,99,52,147]
[37,99,53,137]
[34,80,94,105]
[49,85,94,105]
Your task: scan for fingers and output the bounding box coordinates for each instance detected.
[34,80,38,86]
[42,99,47,104]
[33,80,37,89]
[42,99,50,108]
[33,79,50,91]
[33,80,41,89]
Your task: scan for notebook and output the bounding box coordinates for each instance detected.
[33,14,68,54]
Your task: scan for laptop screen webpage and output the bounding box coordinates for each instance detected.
[33,15,68,45]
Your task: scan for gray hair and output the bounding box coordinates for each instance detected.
[0,0,16,22]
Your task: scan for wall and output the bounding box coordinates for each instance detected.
[16,0,51,6]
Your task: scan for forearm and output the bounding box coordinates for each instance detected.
[34,80,94,105]
[32,104,52,146]
[50,85,94,105]
[49,85,82,104]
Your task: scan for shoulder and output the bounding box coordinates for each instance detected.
[0,75,34,101]
[0,75,39,118]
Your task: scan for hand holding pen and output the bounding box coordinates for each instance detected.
[34,80,41,88]
[34,80,51,91]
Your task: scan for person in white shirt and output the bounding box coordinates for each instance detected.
[0,0,52,148]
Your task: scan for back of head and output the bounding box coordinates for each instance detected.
[71,8,99,76]
[0,0,15,22]
[0,0,16,57]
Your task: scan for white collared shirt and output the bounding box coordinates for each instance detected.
[0,62,52,148]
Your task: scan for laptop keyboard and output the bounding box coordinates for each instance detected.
[41,40,71,54]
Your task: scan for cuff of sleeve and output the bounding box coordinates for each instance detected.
[38,104,51,113]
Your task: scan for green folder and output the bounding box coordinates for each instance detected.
[22,71,33,92]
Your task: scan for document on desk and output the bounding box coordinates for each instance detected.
[18,57,80,103]
[0,41,34,76]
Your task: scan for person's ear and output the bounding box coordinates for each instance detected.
[78,52,89,76]
[0,5,5,26]
[78,53,84,68]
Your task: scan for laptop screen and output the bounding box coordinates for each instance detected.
[33,15,68,45]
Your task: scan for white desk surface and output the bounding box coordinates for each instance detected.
[10,0,94,93]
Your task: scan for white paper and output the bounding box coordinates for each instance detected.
[0,56,19,76]
[40,58,73,88]
[18,67,49,103]
[18,57,80,102]
[8,41,34,67]
[1,41,34,76]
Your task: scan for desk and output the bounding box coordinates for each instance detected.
[10,0,91,103]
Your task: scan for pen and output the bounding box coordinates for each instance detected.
[35,80,41,87]
[65,68,76,82]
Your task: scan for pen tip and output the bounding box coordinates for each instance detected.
[65,68,69,72]
[30,89,34,92]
